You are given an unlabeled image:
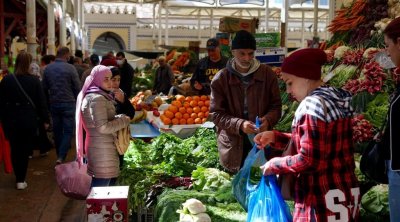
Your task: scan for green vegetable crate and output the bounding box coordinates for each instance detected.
[135,205,154,222]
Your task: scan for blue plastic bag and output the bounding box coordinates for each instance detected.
[247,175,292,222]
[232,145,266,211]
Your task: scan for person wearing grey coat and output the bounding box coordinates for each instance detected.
[82,91,130,183]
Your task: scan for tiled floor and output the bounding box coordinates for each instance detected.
[0,148,86,222]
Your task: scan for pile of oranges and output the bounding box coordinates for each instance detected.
[160,95,210,125]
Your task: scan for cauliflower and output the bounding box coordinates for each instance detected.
[183,198,206,215]
[192,213,211,222]
[178,198,211,222]
[363,48,379,59]
[334,46,350,59]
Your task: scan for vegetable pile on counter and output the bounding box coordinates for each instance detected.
[117,128,220,210]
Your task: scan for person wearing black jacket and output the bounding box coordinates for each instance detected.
[110,67,135,119]
[0,51,50,190]
[382,17,400,222]
[110,67,135,168]
[116,52,134,98]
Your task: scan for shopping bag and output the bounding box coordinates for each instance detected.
[0,124,12,174]
[232,145,266,211]
[247,175,292,222]
[360,139,388,184]
[55,161,92,200]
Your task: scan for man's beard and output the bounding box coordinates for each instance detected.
[234,58,251,69]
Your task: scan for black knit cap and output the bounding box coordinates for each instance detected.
[231,30,256,50]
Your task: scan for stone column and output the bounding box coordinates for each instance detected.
[60,0,67,46]
[26,0,37,59]
[47,0,56,55]
[70,22,76,55]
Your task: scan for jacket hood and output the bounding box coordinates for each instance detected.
[226,58,260,78]
[311,86,354,117]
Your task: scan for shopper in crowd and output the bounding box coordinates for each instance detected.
[81,54,100,84]
[254,48,360,221]
[382,17,400,222]
[76,65,131,187]
[0,51,50,190]
[28,62,52,157]
[153,56,175,95]
[210,30,282,173]
[110,67,135,119]
[115,52,134,98]
[73,56,86,80]
[190,38,229,95]
[40,55,56,79]
[42,47,81,164]
[110,67,135,168]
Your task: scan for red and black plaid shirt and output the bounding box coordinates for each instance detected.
[270,87,360,222]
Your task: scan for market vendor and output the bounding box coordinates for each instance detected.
[210,30,282,173]
[190,38,229,95]
[153,56,175,95]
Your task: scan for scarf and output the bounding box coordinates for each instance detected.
[75,65,111,166]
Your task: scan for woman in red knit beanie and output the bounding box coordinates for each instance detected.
[254,48,360,221]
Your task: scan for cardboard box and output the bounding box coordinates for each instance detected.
[219,16,258,34]
[86,186,129,222]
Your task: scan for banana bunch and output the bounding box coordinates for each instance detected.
[131,110,147,123]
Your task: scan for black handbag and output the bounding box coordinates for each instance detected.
[360,121,388,184]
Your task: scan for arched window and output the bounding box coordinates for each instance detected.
[92,32,125,56]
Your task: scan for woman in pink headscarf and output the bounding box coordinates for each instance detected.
[76,65,130,187]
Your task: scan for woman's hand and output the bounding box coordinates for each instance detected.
[254,131,275,149]
[114,89,125,103]
[260,161,272,175]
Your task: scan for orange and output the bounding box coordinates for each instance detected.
[179,118,187,125]
[178,107,186,114]
[171,118,179,125]
[200,95,208,101]
[168,105,178,113]
[186,107,193,114]
[175,112,183,119]
[205,111,209,117]
[171,100,182,108]
[193,106,201,113]
[163,117,172,125]
[205,100,210,106]
[194,118,202,124]
[176,95,185,102]
[164,110,175,119]
[197,112,205,119]
[201,106,208,112]
[183,102,190,108]
[190,113,198,119]
[189,100,198,107]
[183,113,190,119]
[185,96,192,102]
[186,118,194,124]
[202,118,207,123]
[192,95,200,101]
[197,101,204,107]
[160,114,166,122]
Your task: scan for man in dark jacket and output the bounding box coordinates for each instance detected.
[116,52,134,98]
[42,47,81,164]
[190,38,228,95]
[210,30,282,173]
[153,56,175,95]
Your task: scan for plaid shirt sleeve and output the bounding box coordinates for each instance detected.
[269,114,326,174]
